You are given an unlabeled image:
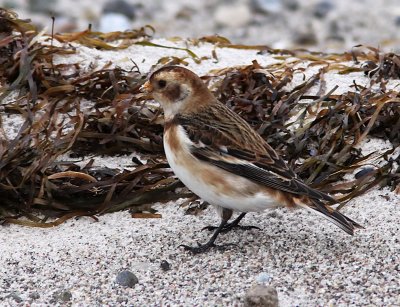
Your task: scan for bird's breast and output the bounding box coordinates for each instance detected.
[163,124,280,212]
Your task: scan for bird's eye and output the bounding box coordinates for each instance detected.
[158,79,167,88]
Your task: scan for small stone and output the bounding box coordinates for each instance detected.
[160,260,171,271]
[214,3,252,28]
[28,0,55,14]
[2,1,18,9]
[115,270,139,288]
[98,13,131,33]
[251,0,283,14]
[327,20,345,42]
[103,0,136,19]
[256,272,272,284]
[53,290,72,302]
[29,292,40,300]
[313,0,335,19]
[7,292,22,303]
[283,0,299,11]
[244,285,279,307]
[60,291,72,302]
[176,6,196,20]
[117,296,129,303]
[292,24,317,45]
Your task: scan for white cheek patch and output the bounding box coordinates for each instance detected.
[163,100,185,120]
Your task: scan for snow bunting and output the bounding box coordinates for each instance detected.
[142,66,362,253]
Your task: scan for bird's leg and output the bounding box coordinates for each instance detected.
[203,212,261,233]
[180,215,235,254]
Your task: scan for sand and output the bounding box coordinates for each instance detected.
[0,189,399,306]
[1,38,399,306]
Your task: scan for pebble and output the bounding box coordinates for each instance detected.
[115,270,139,288]
[283,0,300,11]
[7,292,22,303]
[28,0,55,14]
[98,13,132,33]
[244,285,279,307]
[160,260,171,271]
[103,0,136,19]
[52,290,72,302]
[327,20,345,42]
[251,0,283,14]
[29,292,40,300]
[117,296,129,303]
[313,0,335,19]
[214,3,252,28]
[292,24,318,45]
[256,272,272,284]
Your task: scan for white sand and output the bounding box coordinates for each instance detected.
[1,38,399,306]
[1,189,399,306]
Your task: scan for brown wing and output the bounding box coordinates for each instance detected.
[175,102,336,203]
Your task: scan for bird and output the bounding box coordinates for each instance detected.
[141,65,363,254]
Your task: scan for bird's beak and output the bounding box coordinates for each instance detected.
[140,81,153,94]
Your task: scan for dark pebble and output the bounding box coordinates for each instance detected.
[117,296,129,303]
[7,292,22,303]
[103,0,136,19]
[313,1,334,19]
[395,16,400,27]
[53,290,72,302]
[161,260,171,271]
[293,30,318,45]
[28,0,55,14]
[251,0,283,14]
[284,0,299,11]
[29,292,40,300]
[115,270,139,288]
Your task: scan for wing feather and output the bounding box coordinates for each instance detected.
[175,103,336,203]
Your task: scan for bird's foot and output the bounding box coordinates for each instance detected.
[202,223,261,233]
[179,242,236,254]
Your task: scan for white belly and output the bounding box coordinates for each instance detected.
[163,127,280,212]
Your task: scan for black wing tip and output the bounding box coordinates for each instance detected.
[307,199,364,235]
[344,215,365,231]
[327,210,365,235]
[336,212,365,235]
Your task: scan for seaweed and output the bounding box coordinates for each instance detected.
[0,9,399,226]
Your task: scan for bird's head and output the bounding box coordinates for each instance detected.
[141,66,214,120]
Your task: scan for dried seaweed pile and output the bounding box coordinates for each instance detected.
[211,57,400,204]
[0,9,399,226]
[0,10,188,226]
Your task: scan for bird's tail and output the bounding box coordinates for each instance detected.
[294,198,364,235]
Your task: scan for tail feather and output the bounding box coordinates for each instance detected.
[294,198,364,235]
